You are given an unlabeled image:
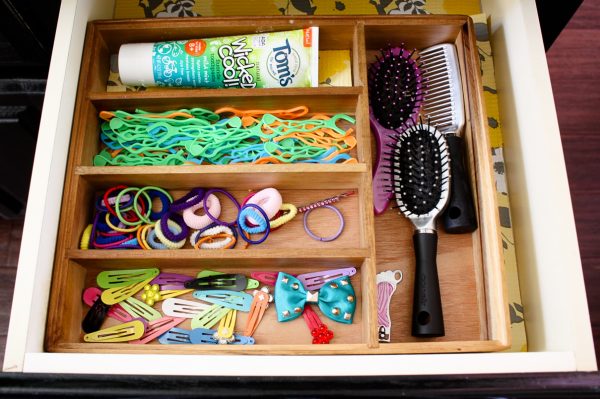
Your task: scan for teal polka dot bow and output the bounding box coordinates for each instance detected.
[274,272,356,324]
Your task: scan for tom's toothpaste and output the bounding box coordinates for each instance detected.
[118,28,319,88]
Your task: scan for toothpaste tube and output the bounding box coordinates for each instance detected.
[118,28,319,89]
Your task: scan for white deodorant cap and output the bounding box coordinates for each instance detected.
[118,43,156,86]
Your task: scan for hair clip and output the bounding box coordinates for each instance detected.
[275,273,356,324]
[158,288,194,300]
[184,273,247,291]
[83,320,145,343]
[250,271,298,287]
[243,287,273,337]
[82,296,110,334]
[191,304,231,330]
[129,316,186,344]
[297,191,355,213]
[150,272,193,290]
[96,268,160,288]
[83,287,132,323]
[197,270,259,290]
[120,296,162,322]
[297,267,357,291]
[192,290,252,311]
[158,327,193,344]
[162,298,211,318]
[377,270,403,343]
[214,309,237,343]
[303,305,334,344]
[189,328,255,345]
[101,276,156,305]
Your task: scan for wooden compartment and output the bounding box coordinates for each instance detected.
[46,15,508,355]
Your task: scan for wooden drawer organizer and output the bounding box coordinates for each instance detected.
[46,15,509,355]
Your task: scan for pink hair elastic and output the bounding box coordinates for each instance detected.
[246,188,282,224]
[183,193,221,230]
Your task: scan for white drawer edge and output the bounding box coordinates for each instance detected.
[2,0,116,373]
[22,352,576,376]
[481,0,596,370]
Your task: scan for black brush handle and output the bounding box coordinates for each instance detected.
[443,135,478,234]
[411,231,445,337]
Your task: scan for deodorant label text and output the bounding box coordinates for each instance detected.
[150,28,317,89]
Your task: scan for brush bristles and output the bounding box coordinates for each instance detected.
[368,44,425,130]
[386,121,450,217]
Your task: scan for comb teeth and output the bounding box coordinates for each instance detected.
[419,44,465,134]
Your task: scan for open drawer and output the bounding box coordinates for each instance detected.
[3,0,596,375]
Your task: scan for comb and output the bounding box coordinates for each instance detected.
[420,43,477,233]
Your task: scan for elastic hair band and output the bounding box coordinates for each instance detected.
[154,218,186,249]
[183,193,221,230]
[237,203,270,245]
[104,212,140,233]
[269,203,298,229]
[170,187,205,212]
[204,188,240,227]
[80,224,93,250]
[190,224,237,247]
[133,186,173,223]
[115,187,145,226]
[193,233,236,250]
[158,212,189,242]
[238,207,269,235]
[137,224,154,250]
[103,185,128,217]
[303,205,344,242]
[146,227,168,250]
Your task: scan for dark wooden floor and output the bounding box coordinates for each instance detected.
[547,0,600,362]
[0,1,599,368]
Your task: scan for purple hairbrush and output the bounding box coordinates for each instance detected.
[368,45,424,215]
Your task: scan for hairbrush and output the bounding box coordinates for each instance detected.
[368,45,424,215]
[386,120,450,337]
[420,43,477,233]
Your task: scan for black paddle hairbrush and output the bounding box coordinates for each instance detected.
[386,120,450,337]
[368,44,424,215]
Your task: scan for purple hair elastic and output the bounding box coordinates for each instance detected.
[159,212,189,242]
[237,203,270,245]
[303,205,344,242]
[169,188,205,212]
[204,188,240,227]
[150,273,193,290]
